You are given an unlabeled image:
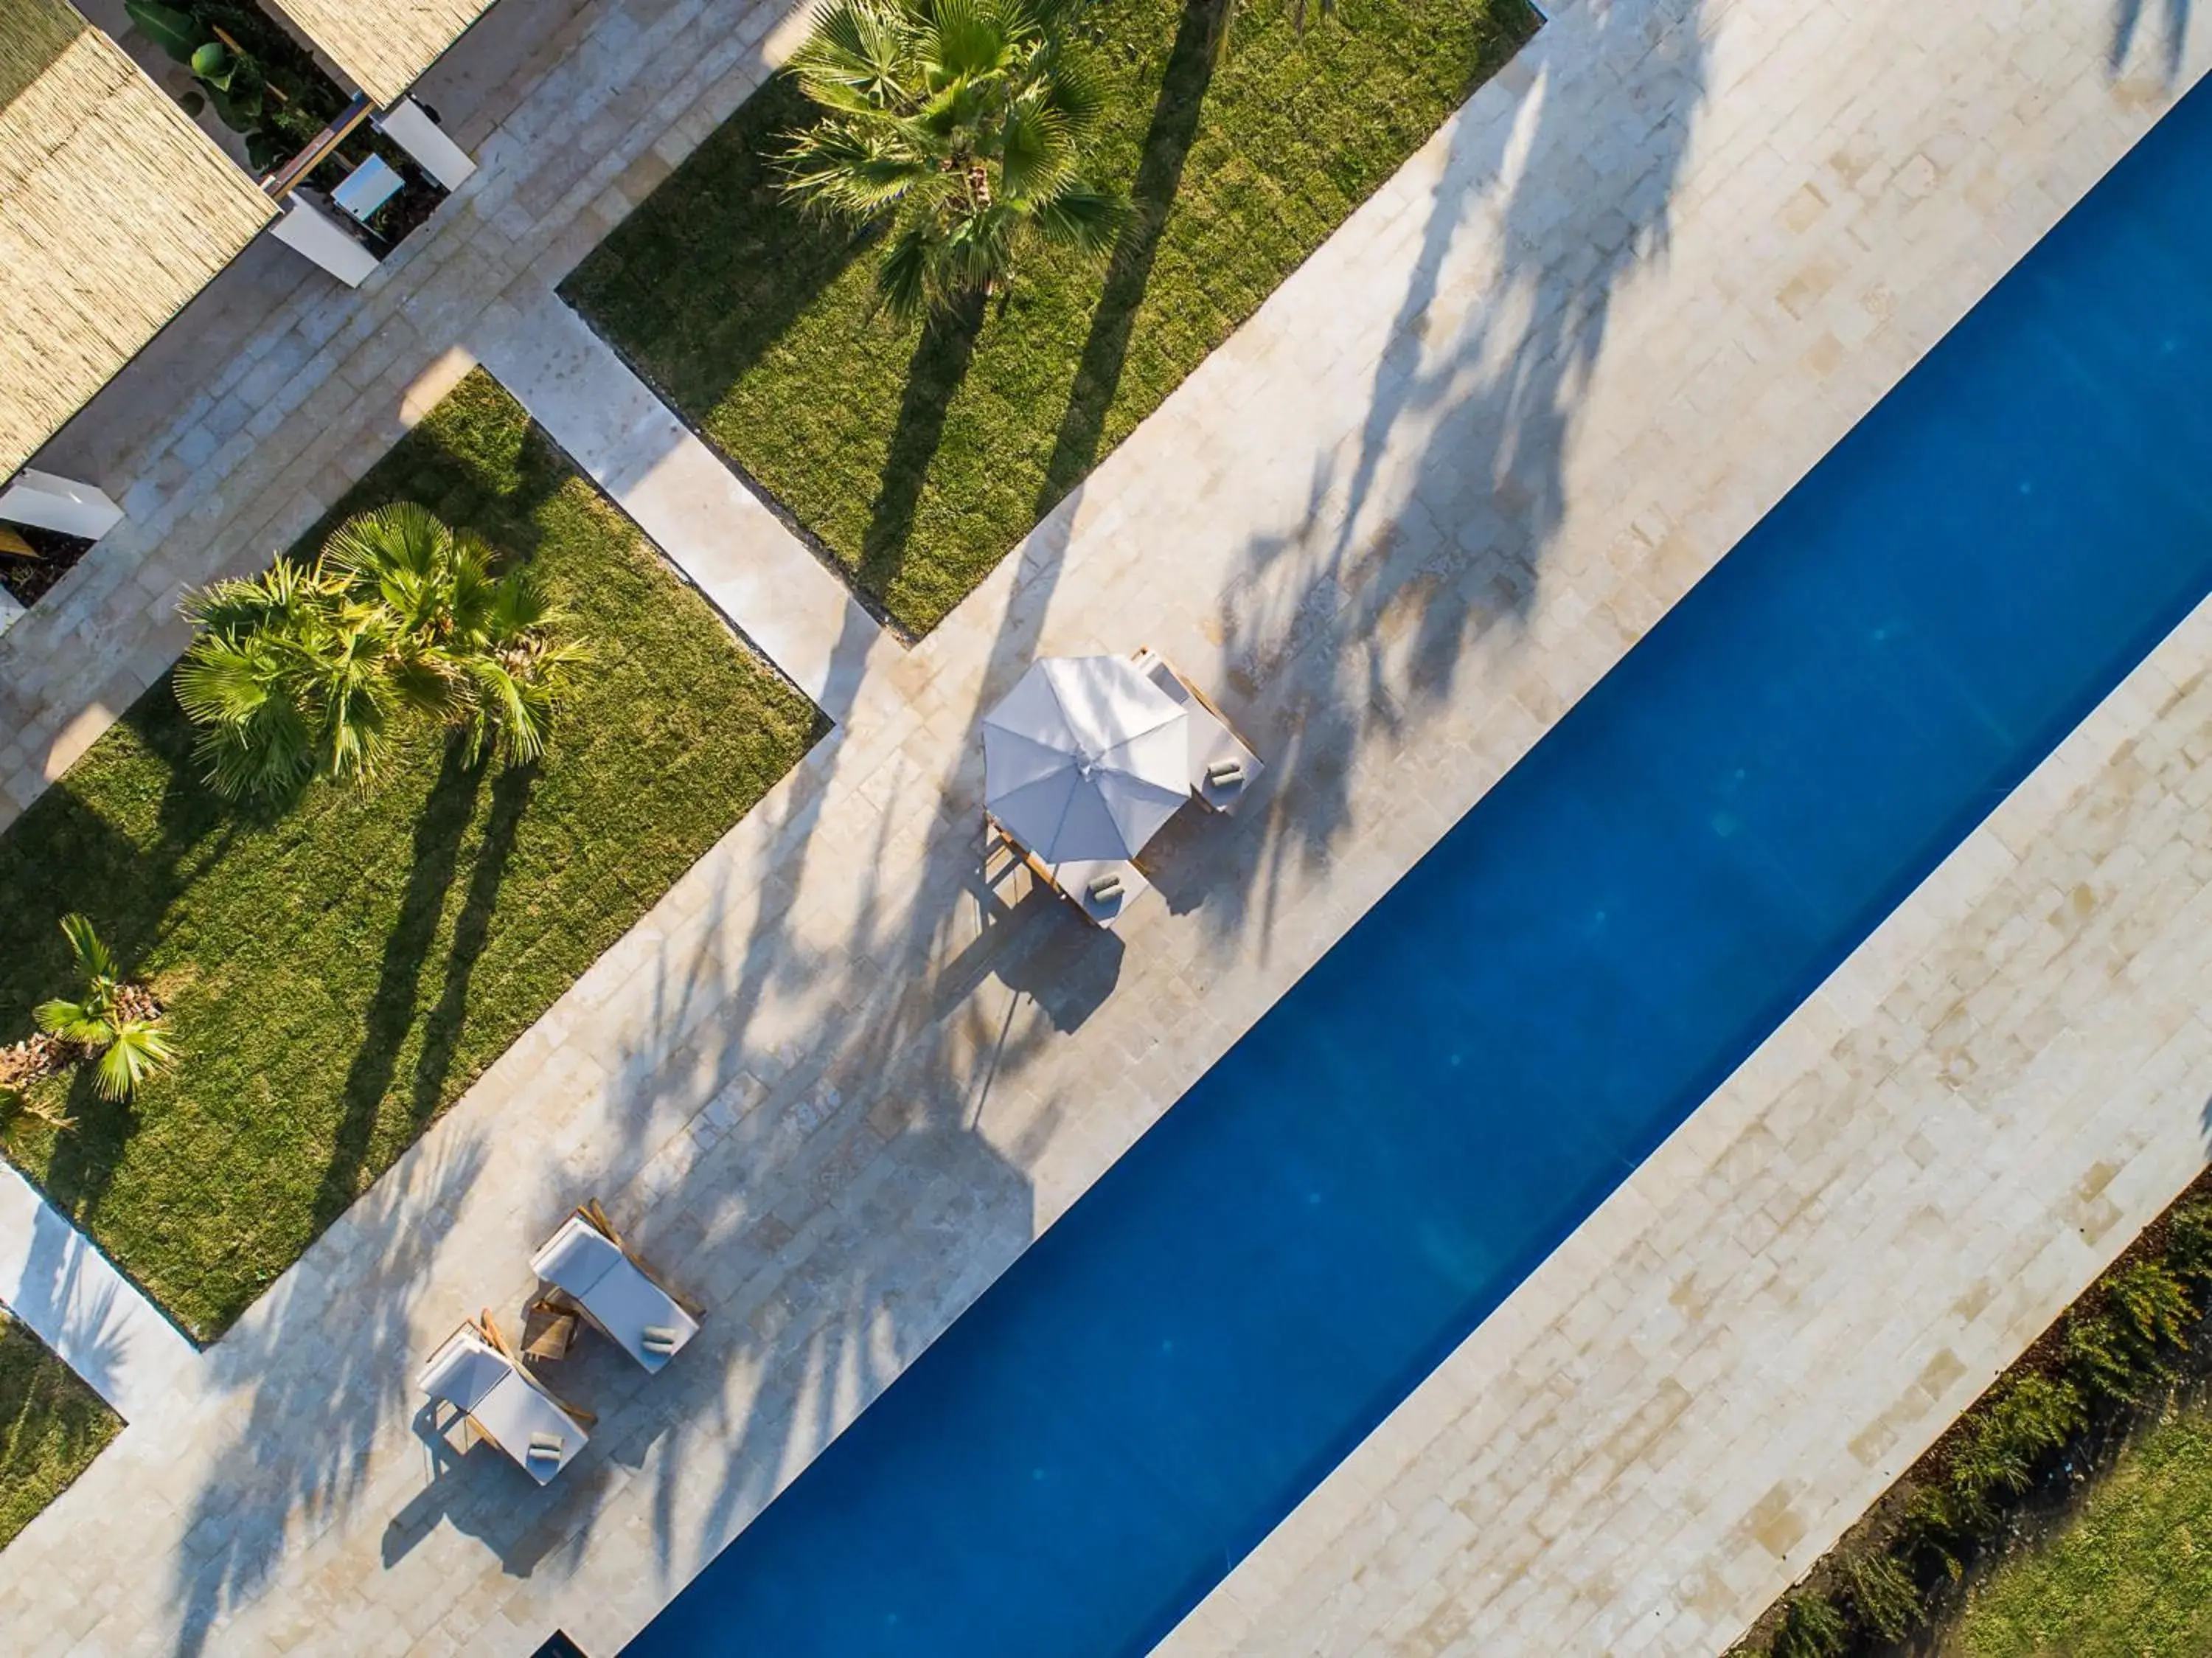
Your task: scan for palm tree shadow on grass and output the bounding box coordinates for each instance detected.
[559,78,868,430]
[1035,0,1227,516]
[857,292,990,598]
[310,744,484,1234]
[407,760,537,1127]
[860,0,1225,597]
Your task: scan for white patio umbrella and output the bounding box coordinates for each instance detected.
[983,656,1192,864]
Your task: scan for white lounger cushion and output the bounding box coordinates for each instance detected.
[1133,651,1265,814]
[418,1333,512,1413]
[419,1331,587,1484]
[574,1254,699,1371]
[531,1213,700,1371]
[467,1368,585,1485]
[529,1214,625,1296]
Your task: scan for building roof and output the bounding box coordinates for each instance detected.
[263,0,498,108]
[0,0,276,480]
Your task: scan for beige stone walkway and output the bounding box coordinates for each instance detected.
[0,0,2207,1656]
[0,1159,198,1425]
[471,290,896,719]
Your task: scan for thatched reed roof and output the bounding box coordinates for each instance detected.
[264,0,498,108]
[1,0,275,480]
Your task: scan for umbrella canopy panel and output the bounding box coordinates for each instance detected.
[984,656,1191,865]
[262,0,497,108]
[0,0,275,480]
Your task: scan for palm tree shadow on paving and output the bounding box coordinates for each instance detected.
[1197,0,1711,953]
[168,1132,493,1658]
[2111,0,2192,77]
[153,4,1716,1646]
[594,739,1107,1593]
[346,741,1093,1623]
[1033,0,1227,516]
[536,0,1714,1624]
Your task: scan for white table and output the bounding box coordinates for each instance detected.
[332,154,405,223]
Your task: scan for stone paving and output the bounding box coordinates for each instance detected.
[0,0,2206,1656]
[471,289,896,718]
[0,1159,195,1424]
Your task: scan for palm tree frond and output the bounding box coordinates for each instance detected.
[923,0,1016,82]
[95,1022,176,1102]
[995,100,1074,200]
[791,0,913,108]
[782,0,1115,316]
[1028,181,1128,256]
[58,912,119,986]
[33,997,107,1046]
[874,223,939,322]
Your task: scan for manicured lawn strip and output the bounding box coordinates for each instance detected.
[0,370,825,1339]
[563,0,1542,633]
[1947,1405,2212,1657]
[0,1314,119,1552]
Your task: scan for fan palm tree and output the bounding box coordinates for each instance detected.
[175,505,588,800]
[176,556,414,800]
[33,915,175,1103]
[780,0,1128,322]
[323,503,589,769]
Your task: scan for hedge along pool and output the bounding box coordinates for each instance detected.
[624,73,2212,1658]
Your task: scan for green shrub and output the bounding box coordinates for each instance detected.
[2165,1199,2212,1289]
[1770,1592,1849,1658]
[1841,1549,1922,1643]
[1899,1482,1977,1577]
[2065,1260,2194,1405]
[2112,1259,2197,1347]
[1947,1373,2087,1501]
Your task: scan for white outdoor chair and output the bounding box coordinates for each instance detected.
[530,1201,703,1371]
[419,1312,592,1485]
[1130,648,1267,814]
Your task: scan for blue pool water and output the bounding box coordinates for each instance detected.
[625,77,2212,1658]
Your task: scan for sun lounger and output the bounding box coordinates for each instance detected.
[419,1313,593,1485]
[530,1201,702,1372]
[985,812,1151,928]
[1130,648,1267,814]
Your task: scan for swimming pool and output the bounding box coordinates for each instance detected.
[625,73,2212,1658]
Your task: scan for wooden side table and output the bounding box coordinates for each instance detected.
[521,1299,580,1362]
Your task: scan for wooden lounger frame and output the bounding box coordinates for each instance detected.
[547,1200,707,1323]
[428,1310,596,1459]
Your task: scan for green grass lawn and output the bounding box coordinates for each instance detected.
[1947,1404,2212,1657]
[0,370,824,1340]
[563,0,1540,634]
[0,1314,119,1551]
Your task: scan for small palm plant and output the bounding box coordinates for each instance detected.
[780,0,1127,322]
[175,504,588,800]
[0,1088,77,1149]
[33,915,176,1103]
